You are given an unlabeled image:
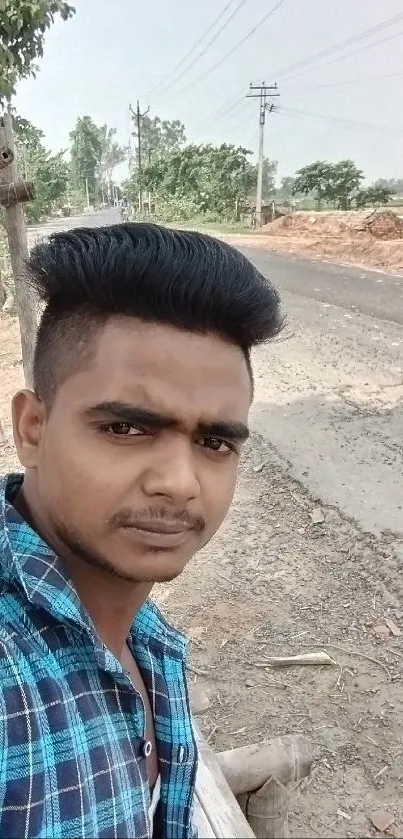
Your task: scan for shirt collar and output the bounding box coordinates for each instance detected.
[0,473,187,659]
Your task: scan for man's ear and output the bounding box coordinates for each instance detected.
[12,390,46,469]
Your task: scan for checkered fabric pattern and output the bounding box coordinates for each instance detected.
[0,474,198,838]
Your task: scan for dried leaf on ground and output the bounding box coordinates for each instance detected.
[384,617,401,637]
[255,651,335,668]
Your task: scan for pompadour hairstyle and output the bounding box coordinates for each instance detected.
[27,222,284,401]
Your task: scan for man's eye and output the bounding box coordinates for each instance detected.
[199,437,233,453]
[106,423,143,437]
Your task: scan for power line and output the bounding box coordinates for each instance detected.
[280,28,403,83]
[153,0,246,97]
[147,0,244,96]
[189,8,401,142]
[283,69,403,90]
[270,10,403,81]
[178,0,287,95]
[194,96,246,134]
[278,105,403,137]
[197,99,255,141]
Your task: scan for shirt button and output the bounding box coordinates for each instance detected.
[178,745,185,764]
[142,740,153,758]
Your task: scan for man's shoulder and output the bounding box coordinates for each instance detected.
[134,598,189,658]
[0,585,43,671]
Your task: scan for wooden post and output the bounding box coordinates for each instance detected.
[0,112,37,386]
[217,735,312,839]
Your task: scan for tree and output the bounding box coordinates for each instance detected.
[142,143,255,219]
[355,184,394,209]
[326,160,364,210]
[293,159,364,210]
[70,116,102,204]
[293,161,334,209]
[0,2,74,387]
[373,178,403,196]
[136,115,186,161]
[97,125,126,201]
[251,157,277,203]
[14,117,68,221]
[0,0,75,102]
[127,113,186,204]
[276,176,297,204]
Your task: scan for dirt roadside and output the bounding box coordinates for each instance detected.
[159,434,403,839]
[217,210,403,276]
[1,313,402,838]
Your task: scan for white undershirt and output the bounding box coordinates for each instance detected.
[149,774,161,835]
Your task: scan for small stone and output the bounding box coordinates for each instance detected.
[310,507,325,524]
[372,622,391,639]
[189,685,210,716]
[370,810,395,833]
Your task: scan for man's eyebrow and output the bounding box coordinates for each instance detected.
[197,420,249,443]
[84,402,177,430]
[85,401,249,441]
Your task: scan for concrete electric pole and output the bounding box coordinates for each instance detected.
[247,82,279,227]
[129,101,149,213]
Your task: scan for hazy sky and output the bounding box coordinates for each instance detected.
[14,0,403,183]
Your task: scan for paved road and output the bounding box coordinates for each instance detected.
[239,247,403,545]
[29,215,403,544]
[27,209,121,248]
[238,246,403,325]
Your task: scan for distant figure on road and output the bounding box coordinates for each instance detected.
[0,223,282,838]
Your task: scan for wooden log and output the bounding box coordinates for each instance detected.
[0,180,36,207]
[217,735,312,839]
[238,777,290,839]
[217,735,312,795]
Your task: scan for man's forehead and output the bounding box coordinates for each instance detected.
[88,320,253,408]
[95,317,248,373]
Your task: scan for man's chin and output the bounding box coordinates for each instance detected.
[95,548,192,584]
[54,523,199,584]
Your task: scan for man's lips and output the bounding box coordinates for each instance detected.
[120,520,196,549]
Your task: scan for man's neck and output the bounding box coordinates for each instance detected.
[13,483,152,661]
[62,554,152,659]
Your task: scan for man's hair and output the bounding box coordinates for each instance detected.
[27,222,283,401]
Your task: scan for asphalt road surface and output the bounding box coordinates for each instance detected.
[239,247,403,548]
[28,213,403,548]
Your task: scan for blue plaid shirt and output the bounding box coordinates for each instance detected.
[0,474,198,838]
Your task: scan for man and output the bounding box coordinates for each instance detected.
[0,223,282,838]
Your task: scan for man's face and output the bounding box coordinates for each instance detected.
[13,318,251,583]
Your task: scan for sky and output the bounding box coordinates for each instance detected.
[14,0,403,185]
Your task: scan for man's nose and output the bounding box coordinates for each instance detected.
[141,438,200,504]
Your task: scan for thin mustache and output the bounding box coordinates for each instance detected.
[108,507,206,534]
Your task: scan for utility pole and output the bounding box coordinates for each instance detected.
[129,101,149,214]
[85,177,90,209]
[247,82,279,227]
